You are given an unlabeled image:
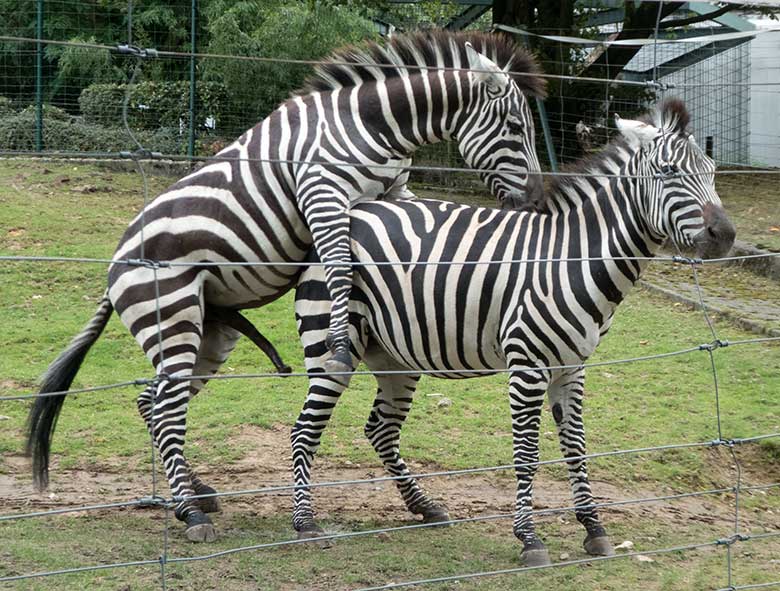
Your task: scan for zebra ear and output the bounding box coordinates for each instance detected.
[615,114,660,148]
[465,42,510,97]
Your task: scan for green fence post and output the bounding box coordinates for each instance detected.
[536,98,559,172]
[188,0,197,158]
[35,0,44,152]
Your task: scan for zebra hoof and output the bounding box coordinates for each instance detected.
[297,526,332,549]
[183,511,216,542]
[584,535,615,557]
[421,506,451,526]
[185,523,217,543]
[520,548,552,567]
[277,365,293,376]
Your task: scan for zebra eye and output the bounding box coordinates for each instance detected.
[507,120,523,135]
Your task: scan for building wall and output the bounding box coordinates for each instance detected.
[748,20,780,167]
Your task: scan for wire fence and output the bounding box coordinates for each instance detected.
[1,2,780,590]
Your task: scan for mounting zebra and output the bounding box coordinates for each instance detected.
[292,99,736,565]
[25,31,546,543]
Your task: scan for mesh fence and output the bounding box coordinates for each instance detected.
[1,2,780,589]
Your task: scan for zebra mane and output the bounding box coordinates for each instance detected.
[301,30,546,98]
[547,99,693,201]
[644,97,691,135]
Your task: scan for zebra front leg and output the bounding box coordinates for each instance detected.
[363,348,448,523]
[548,369,614,557]
[508,368,551,567]
[299,189,353,374]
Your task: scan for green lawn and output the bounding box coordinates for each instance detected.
[1,160,779,590]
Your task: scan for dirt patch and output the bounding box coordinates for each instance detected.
[3,425,778,534]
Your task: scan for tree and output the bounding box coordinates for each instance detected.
[492,1,681,161]
[202,1,377,133]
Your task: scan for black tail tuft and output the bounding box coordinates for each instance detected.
[25,294,113,490]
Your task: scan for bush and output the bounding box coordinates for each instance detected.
[0,108,185,154]
[0,96,14,117]
[79,81,227,131]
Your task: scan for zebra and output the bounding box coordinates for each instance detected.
[25,31,546,543]
[291,99,736,565]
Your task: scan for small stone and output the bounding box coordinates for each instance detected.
[559,552,570,561]
[0,415,10,421]
[437,397,452,408]
[614,540,634,551]
[634,554,654,563]
[72,184,98,193]
[426,392,443,397]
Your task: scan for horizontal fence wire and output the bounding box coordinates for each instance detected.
[2,5,780,590]
[2,33,780,90]
[0,150,778,179]
[0,250,778,269]
[3,335,778,403]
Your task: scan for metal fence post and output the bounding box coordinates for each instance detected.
[188,0,197,158]
[35,0,44,152]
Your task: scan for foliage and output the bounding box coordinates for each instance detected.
[202,1,377,127]
[79,80,227,130]
[0,96,13,117]
[0,109,184,153]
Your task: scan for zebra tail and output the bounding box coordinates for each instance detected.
[26,291,114,490]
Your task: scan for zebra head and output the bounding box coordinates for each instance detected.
[616,100,735,260]
[455,42,544,211]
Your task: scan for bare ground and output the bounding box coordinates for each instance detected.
[3,425,778,535]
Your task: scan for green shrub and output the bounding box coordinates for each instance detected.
[79,81,227,131]
[0,96,14,117]
[0,108,185,154]
[19,103,73,122]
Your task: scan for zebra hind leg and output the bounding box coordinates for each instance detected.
[137,386,221,515]
[548,369,614,557]
[363,346,449,524]
[292,276,367,542]
[507,367,551,567]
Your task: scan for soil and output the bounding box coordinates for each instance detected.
[3,425,778,534]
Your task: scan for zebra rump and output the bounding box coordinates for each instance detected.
[26,293,114,490]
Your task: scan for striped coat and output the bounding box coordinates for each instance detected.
[26,31,546,543]
[292,99,736,565]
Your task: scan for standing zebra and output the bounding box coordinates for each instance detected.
[292,99,735,565]
[26,31,546,542]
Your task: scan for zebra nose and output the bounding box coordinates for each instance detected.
[500,173,545,212]
[526,172,544,207]
[696,203,736,258]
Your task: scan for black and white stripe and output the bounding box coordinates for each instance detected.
[26,31,546,542]
[291,99,735,564]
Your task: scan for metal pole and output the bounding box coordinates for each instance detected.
[536,98,559,172]
[35,0,43,152]
[187,0,197,158]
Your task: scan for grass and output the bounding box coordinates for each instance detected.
[1,159,779,590]
[2,513,777,591]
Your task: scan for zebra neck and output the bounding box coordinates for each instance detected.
[358,71,464,155]
[551,155,662,312]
